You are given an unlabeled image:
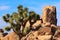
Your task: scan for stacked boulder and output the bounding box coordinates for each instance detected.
[42,6,57,25]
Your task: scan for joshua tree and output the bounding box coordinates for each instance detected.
[2,5,40,40]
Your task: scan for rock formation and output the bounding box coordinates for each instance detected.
[42,6,57,25]
[1,32,19,40]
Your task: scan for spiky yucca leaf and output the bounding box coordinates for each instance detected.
[6,14,10,18]
[18,5,23,9]
[5,26,11,31]
[12,12,19,20]
[29,11,36,19]
[2,16,9,22]
[18,5,23,16]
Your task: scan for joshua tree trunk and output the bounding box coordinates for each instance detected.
[13,29,22,40]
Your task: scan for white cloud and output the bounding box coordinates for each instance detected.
[0,5,10,11]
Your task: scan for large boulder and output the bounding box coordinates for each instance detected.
[1,32,19,40]
[39,27,52,35]
[42,6,57,25]
[32,20,42,29]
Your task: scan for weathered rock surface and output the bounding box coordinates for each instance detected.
[1,32,19,40]
[42,6,57,25]
[41,22,51,27]
[37,35,52,40]
[53,29,60,40]
[32,20,42,29]
[21,30,52,40]
[39,27,52,35]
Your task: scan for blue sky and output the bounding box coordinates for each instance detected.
[0,0,60,29]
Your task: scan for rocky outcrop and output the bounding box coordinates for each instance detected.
[1,32,19,40]
[21,26,56,40]
[42,6,57,25]
[21,27,57,40]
